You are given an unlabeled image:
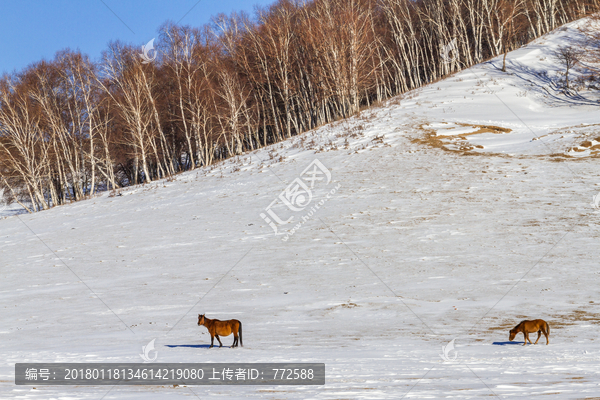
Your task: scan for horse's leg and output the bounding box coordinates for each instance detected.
[534,331,541,344]
[523,332,528,345]
[527,332,533,344]
[232,332,238,348]
[216,335,223,348]
[543,327,549,345]
[209,334,214,349]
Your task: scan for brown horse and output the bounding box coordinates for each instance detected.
[509,319,550,346]
[197,314,243,348]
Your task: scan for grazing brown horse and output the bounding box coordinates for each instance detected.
[509,319,550,346]
[197,314,243,348]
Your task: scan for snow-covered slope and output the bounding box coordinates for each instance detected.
[1,19,600,399]
[407,18,600,157]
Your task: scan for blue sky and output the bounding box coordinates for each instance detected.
[0,0,275,74]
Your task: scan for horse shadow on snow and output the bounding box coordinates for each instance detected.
[492,341,524,346]
[165,344,213,349]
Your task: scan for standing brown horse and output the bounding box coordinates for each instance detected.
[197,314,243,348]
[509,319,550,346]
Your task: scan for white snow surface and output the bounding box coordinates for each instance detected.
[1,19,600,399]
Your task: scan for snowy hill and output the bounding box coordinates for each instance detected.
[403,19,600,158]
[1,19,600,399]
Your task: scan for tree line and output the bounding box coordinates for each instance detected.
[1,0,598,212]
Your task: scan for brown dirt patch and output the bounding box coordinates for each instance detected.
[414,123,511,154]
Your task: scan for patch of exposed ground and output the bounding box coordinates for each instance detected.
[414,122,512,153]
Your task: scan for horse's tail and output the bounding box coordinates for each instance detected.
[546,321,550,336]
[239,321,243,347]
